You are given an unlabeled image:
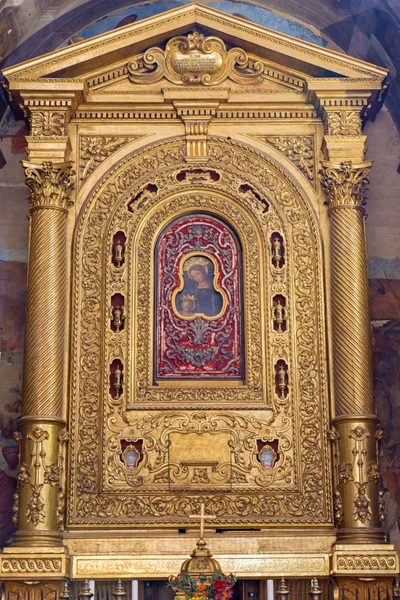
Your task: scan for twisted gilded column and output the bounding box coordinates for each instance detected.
[12,161,74,547]
[321,159,384,544]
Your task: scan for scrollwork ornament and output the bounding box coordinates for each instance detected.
[12,426,69,530]
[320,161,370,209]
[1,557,63,573]
[128,32,264,86]
[23,160,75,211]
[335,554,397,571]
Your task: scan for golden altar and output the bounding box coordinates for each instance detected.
[0,4,398,599]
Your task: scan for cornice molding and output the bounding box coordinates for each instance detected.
[2,4,388,82]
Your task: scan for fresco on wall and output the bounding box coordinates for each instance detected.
[371,318,400,549]
[0,260,25,547]
[0,111,28,547]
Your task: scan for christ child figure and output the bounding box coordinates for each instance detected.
[179,294,197,317]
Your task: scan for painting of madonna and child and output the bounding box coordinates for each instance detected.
[174,255,224,319]
[155,214,243,379]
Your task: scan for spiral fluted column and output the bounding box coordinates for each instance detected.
[323,162,374,417]
[321,160,384,544]
[13,161,74,547]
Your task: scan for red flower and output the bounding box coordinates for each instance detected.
[213,580,225,592]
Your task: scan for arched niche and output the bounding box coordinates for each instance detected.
[68,136,331,528]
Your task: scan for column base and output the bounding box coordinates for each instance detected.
[0,544,69,579]
[331,543,398,576]
[335,527,386,544]
[11,528,64,547]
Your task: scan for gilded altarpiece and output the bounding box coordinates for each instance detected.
[3,4,398,586]
[69,136,331,526]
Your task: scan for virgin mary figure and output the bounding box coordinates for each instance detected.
[179,256,223,318]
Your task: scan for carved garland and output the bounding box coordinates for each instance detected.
[69,137,330,525]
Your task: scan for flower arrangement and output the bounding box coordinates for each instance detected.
[170,573,237,600]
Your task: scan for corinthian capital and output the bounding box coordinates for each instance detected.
[320,160,371,209]
[23,160,75,211]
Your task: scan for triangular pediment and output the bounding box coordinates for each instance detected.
[3,3,387,87]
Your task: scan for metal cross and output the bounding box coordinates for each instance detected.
[189,502,216,539]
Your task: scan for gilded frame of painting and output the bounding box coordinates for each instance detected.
[68,136,331,528]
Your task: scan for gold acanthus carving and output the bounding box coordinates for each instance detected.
[325,111,362,136]
[69,137,330,525]
[329,428,343,526]
[330,425,381,526]
[23,160,75,211]
[320,161,370,209]
[128,32,264,86]
[80,136,131,180]
[1,558,63,573]
[31,111,66,137]
[265,136,314,181]
[13,427,68,529]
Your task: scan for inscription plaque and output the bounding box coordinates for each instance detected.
[128,31,264,86]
